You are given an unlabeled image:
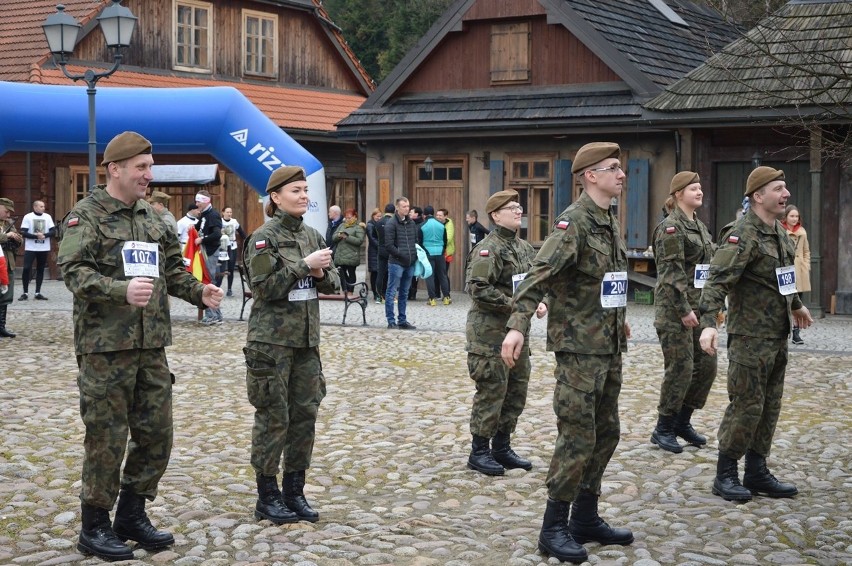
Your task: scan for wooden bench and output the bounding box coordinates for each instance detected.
[237,264,368,326]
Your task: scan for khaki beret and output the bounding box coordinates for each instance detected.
[486,189,520,215]
[572,142,621,174]
[0,197,14,213]
[746,166,785,196]
[266,166,306,193]
[101,131,152,165]
[148,190,171,205]
[670,171,699,195]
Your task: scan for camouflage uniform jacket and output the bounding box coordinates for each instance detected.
[653,206,716,331]
[57,186,206,355]
[0,219,18,271]
[507,191,628,355]
[698,210,802,338]
[465,225,537,356]
[245,209,340,348]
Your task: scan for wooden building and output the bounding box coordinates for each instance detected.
[644,0,852,314]
[0,0,373,254]
[337,0,739,289]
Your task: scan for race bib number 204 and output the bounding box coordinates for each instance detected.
[601,271,628,308]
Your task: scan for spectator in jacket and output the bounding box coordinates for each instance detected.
[466,210,490,246]
[408,206,424,300]
[326,206,342,255]
[420,205,450,306]
[375,203,395,302]
[366,208,382,302]
[384,197,418,330]
[437,208,455,303]
[333,209,366,292]
[195,190,224,324]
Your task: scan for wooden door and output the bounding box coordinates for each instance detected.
[409,156,467,291]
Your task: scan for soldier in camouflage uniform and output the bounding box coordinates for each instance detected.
[465,190,546,476]
[650,172,717,454]
[244,166,340,525]
[0,197,22,338]
[699,166,814,502]
[502,143,633,563]
[57,132,224,561]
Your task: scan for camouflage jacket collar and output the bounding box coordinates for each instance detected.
[669,206,699,229]
[273,209,303,231]
[744,209,782,236]
[577,190,616,228]
[493,225,518,240]
[89,184,151,218]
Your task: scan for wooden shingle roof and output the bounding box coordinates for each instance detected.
[339,0,739,138]
[646,0,852,112]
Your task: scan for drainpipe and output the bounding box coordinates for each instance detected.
[674,130,681,173]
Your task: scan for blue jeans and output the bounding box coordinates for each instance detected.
[385,262,414,324]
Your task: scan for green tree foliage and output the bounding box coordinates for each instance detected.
[323,0,453,84]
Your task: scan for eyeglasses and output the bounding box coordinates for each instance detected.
[499,205,523,214]
[588,164,625,174]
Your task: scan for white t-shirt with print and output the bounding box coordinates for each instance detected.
[21,212,55,252]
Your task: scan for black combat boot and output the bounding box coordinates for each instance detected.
[283,470,319,522]
[0,306,15,338]
[568,491,634,546]
[650,414,683,453]
[673,407,707,447]
[255,474,298,524]
[712,453,753,502]
[491,430,532,471]
[743,450,798,498]
[77,503,134,561]
[467,434,504,476]
[112,490,175,550]
[538,498,587,563]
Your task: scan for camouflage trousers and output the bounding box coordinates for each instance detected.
[468,352,531,438]
[244,341,327,476]
[77,348,173,509]
[656,326,718,416]
[547,353,622,502]
[718,335,787,459]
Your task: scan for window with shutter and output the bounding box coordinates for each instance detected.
[490,22,531,85]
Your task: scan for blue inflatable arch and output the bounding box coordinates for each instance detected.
[0,81,328,232]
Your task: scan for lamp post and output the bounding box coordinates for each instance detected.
[42,1,137,190]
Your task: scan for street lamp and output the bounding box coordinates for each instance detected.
[42,1,137,190]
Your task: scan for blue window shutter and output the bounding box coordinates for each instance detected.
[555,159,573,214]
[627,158,649,248]
[489,160,504,194]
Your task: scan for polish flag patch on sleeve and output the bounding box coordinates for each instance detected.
[67,217,79,228]
[728,235,740,244]
[556,220,570,230]
[479,249,489,257]
[255,239,267,250]
[665,226,676,234]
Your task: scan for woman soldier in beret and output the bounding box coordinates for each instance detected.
[243,166,340,525]
[650,172,717,454]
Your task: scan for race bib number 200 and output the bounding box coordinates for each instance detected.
[122,241,159,278]
[601,271,628,308]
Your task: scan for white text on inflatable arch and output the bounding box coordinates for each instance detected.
[230,128,284,171]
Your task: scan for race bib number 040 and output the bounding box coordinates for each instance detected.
[122,241,159,278]
[601,271,628,308]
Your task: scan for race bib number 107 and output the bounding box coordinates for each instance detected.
[122,241,159,278]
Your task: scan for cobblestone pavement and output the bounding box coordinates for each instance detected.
[1,279,851,565]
